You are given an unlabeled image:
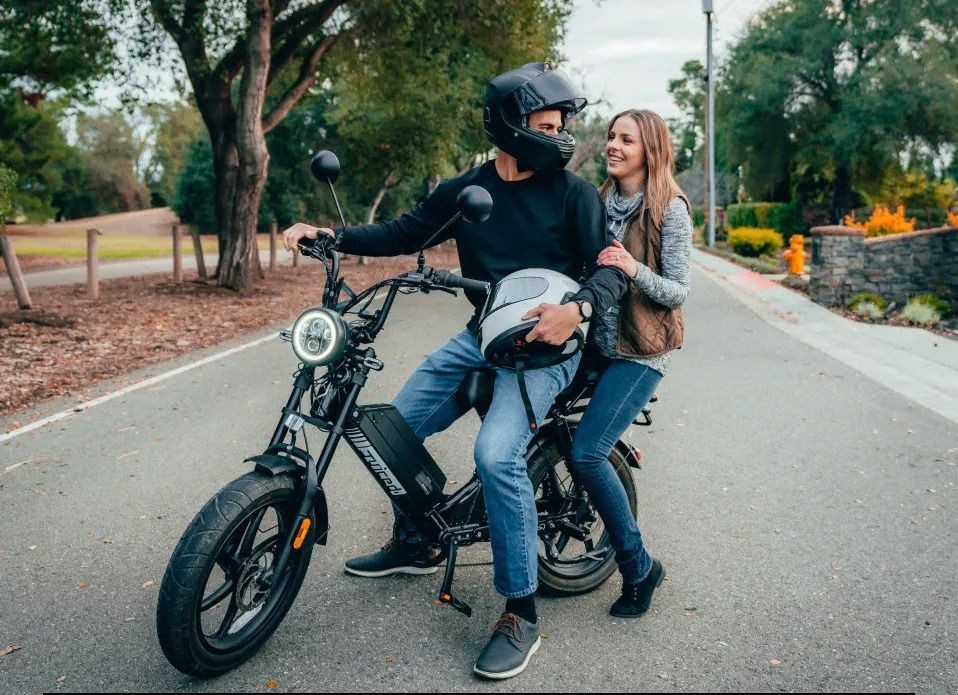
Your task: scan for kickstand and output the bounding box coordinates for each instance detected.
[438,538,472,617]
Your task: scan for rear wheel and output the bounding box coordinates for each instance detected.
[529,427,637,596]
[156,471,314,677]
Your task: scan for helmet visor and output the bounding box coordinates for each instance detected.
[486,275,549,313]
[512,71,587,118]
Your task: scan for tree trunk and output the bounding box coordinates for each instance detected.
[833,161,853,224]
[359,173,394,265]
[218,0,273,292]
[212,129,239,279]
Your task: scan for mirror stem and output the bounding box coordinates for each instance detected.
[328,180,347,229]
[416,211,462,271]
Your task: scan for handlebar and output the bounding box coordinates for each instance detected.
[430,269,490,295]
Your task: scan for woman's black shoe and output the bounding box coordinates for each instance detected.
[609,559,665,618]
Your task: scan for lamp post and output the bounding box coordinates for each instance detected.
[702,0,716,247]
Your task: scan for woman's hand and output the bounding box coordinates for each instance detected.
[282,223,334,251]
[597,239,637,278]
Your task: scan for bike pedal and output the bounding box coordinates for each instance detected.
[439,591,473,617]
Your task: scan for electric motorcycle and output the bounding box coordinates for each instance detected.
[155,151,652,677]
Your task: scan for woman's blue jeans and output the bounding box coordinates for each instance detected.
[570,359,662,584]
[392,329,579,598]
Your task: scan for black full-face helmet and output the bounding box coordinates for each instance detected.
[483,62,587,171]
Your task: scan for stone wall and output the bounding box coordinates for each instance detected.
[809,225,958,307]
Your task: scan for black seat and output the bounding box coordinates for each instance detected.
[455,369,496,417]
[454,346,611,420]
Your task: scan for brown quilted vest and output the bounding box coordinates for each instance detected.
[615,194,690,358]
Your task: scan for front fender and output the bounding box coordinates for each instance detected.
[246,453,329,545]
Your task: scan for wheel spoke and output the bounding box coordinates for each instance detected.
[200,579,235,611]
[214,596,240,639]
[237,506,270,558]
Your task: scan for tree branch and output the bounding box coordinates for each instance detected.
[261,33,339,134]
[212,0,345,85]
[268,0,346,85]
[151,0,212,87]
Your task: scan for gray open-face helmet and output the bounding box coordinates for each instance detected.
[477,268,589,370]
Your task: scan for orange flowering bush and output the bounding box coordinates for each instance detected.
[843,205,916,237]
[947,210,958,227]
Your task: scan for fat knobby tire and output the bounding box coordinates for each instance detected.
[156,471,313,677]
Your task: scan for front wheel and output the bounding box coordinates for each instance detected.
[529,427,637,596]
[156,471,314,677]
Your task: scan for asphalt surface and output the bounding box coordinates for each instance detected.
[1,264,956,693]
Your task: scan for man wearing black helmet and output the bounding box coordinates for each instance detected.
[283,63,628,679]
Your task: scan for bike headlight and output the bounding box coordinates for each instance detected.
[291,308,348,366]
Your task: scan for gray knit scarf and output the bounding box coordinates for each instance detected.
[604,186,644,242]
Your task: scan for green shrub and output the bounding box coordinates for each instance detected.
[727,202,802,236]
[727,227,784,257]
[692,208,705,227]
[847,292,889,312]
[902,299,941,326]
[909,293,950,316]
[852,301,885,320]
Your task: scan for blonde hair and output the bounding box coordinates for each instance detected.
[598,109,685,231]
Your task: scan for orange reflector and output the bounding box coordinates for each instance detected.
[440,593,451,601]
[292,518,311,549]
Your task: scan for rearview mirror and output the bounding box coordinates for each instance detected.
[457,185,493,224]
[310,150,341,184]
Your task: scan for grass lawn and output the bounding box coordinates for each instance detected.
[6,229,270,260]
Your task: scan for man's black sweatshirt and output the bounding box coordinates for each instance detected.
[335,161,628,329]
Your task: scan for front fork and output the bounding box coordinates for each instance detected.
[260,358,369,589]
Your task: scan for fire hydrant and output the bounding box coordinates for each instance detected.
[783,234,806,275]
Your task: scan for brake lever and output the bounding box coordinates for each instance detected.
[428,285,457,297]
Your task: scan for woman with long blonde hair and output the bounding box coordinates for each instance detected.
[572,109,692,618]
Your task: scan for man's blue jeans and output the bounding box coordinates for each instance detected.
[570,359,662,584]
[392,328,579,598]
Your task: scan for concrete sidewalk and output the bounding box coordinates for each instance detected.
[692,247,958,423]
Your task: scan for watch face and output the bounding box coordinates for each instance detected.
[578,300,592,319]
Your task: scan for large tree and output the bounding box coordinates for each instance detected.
[717,0,958,219]
[136,0,570,291]
[0,0,115,104]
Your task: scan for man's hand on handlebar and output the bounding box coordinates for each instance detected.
[522,302,581,346]
[282,223,335,251]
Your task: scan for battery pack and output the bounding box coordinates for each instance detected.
[344,404,447,518]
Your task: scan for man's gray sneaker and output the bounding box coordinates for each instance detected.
[473,613,541,680]
[343,538,440,577]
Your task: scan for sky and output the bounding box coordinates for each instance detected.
[561,0,776,119]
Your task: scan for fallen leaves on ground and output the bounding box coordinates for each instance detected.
[770,659,782,666]
[0,645,23,656]
[266,679,278,689]
[1,247,458,418]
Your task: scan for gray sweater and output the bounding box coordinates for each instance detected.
[592,192,692,375]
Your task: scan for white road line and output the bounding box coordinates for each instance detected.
[0,331,280,445]
[0,277,423,445]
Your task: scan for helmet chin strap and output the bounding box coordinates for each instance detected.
[514,358,538,432]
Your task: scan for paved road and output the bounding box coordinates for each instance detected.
[1,264,956,693]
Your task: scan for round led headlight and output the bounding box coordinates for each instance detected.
[291,308,348,366]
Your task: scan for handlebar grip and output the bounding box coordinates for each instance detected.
[298,233,334,257]
[433,270,490,295]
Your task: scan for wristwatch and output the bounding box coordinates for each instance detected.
[567,297,593,322]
